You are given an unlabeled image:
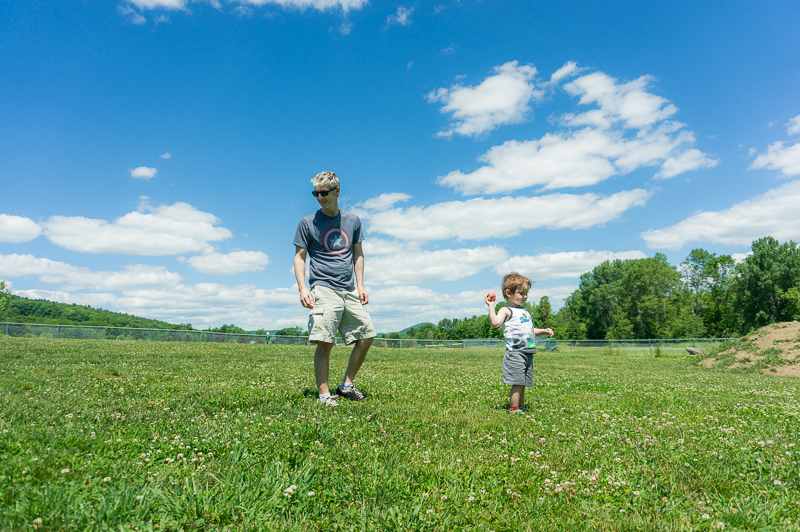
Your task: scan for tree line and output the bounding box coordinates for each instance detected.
[2,236,798,340]
[1,295,195,330]
[387,236,800,341]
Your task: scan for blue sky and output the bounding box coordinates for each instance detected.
[1,0,799,333]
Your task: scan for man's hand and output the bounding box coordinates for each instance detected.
[299,287,314,309]
[358,286,369,305]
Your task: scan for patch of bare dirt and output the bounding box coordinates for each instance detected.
[698,321,800,377]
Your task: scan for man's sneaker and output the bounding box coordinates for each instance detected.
[319,396,339,407]
[335,383,367,401]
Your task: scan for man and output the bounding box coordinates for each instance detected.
[293,171,376,407]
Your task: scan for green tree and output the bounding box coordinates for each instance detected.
[535,296,552,330]
[551,305,586,340]
[414,323,438,340]
[275,326,303,336]
[437,318,461,340]
[0,280,10,319]
[733,236,800,330]
[565,254,699,339]
[212,324,246,334]
[565,259,626,339]
[681,249,736,336]
[455,316,481,339]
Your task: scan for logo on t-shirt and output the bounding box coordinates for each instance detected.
[322,227,351,255]
[520,311,531,323]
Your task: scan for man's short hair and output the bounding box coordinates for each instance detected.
[501,272,531,299]
[311,171,340,189]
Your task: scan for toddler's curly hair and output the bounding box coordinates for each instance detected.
[501,272,531,300]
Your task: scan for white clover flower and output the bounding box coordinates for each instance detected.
[61,468,70,474]
[103,477,111,482]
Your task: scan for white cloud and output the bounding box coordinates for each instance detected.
[368,286,486,330]
[564,72,677,129]
[159,152,172,159]
[437,68,716,195]
[387,6,414,26]
[237,0,368,13]
[121,0,368,23]
[749,141,800,177]
[427,61,543,138]
[367,245,508,286]
[180,250,270,275]
[655,148,719,179]
[641,180,800,250]
[549,61,581,84]
[494,250,648,281]
[13,289,121,310]
[117,4,147,24]
[438,129,620,194]
[359,192,412,211]
[127,0,186,9]
[360,237,420,256]
[12,283,303,331]
[367,283,577,332]
[0,253,182,291]
[361,189,651,242]
[338,20,354,34]
[0,214,42,243]
[117,283,301,329]
[129,166,158,179]
[787,114,800,136]
[42,202,232,255]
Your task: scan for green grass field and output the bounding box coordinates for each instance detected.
[1,338,799,531]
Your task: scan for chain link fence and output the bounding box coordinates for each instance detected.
[0,322,735,353]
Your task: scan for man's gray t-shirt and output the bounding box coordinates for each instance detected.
[293,209,365,292]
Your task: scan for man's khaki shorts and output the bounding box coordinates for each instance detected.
[308,285,377,345]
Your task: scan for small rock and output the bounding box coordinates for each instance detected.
[686,347,703,356]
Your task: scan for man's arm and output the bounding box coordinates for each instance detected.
[294,246,313,309]
[352,241,368,305]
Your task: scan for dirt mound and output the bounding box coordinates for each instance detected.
[698,321,800,377]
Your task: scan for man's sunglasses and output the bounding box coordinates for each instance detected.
[311,187,338,198]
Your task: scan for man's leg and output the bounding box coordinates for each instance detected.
[314,341,334,396]
[343,338,373,385]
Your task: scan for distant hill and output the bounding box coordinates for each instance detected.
[397,322,436,335]
[2,295,191,330]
